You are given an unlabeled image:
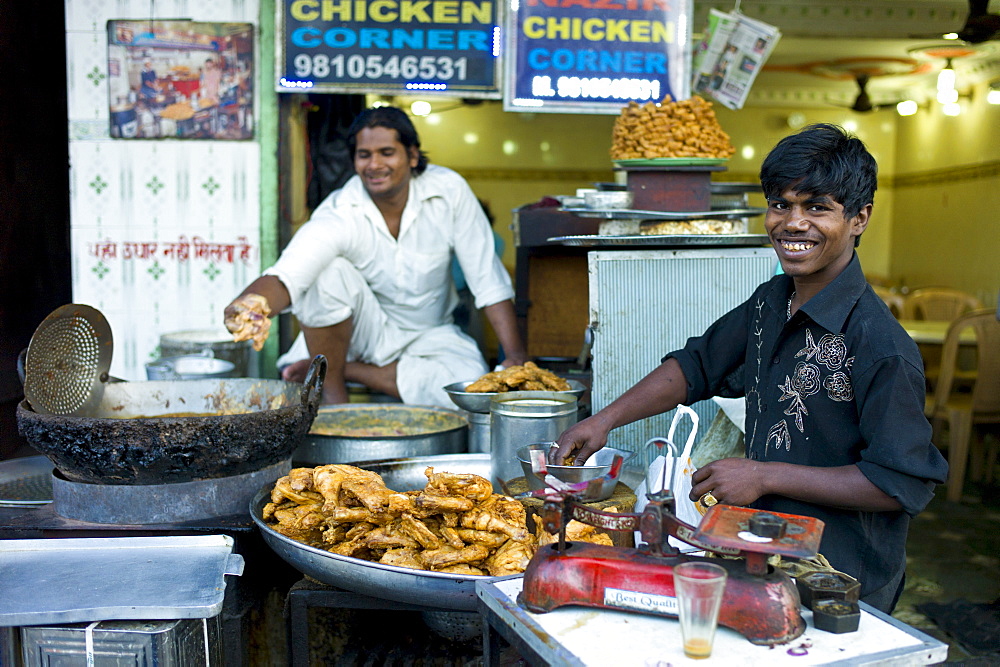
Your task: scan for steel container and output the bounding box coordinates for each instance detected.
[145,354,236,380]
[489,392,578,492]
[293,404,468,465]
[251,453,502,611]
[21,618,222,666]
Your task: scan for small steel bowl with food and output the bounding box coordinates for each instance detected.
[444,379,586,414]
[516,442,635,501]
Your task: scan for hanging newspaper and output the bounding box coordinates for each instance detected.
[692,9,780,110]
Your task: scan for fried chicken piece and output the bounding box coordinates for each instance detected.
[328,522,377,557]
[269,503,326,545]
[420,543,491,571]
[327,506,382,525]
[438,524,467,549]
[225,293,272,352]
[364,523,421,550]
[312,464,356,511]
[424,467,493,502]
[535,520,615,547]
[456,529,510,550]
[322,524,350,544]
[345,521,375,541]
[342,475,394,513]
[271,468,324,505]
[413,492,475,514]
[465,361,571,393]
[386,492,416,515]
[479,494,529,528]
[466,376,503,392]
[486,538,536,576]
[460,506,530,543]
[379,548,426,570]
[437,564,485,575]
[535,509,618,547]
[398,513,442,549]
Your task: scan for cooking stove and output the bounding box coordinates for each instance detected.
[517,450,824,646]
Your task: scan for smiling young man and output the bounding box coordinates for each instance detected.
[225,106,526,406]
[552,123,948,612]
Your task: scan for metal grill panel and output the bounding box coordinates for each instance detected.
[589,248,777,468]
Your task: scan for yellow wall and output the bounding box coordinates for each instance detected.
[403,93,998,311]
[411,100,900,281]
[890,82,1000,307]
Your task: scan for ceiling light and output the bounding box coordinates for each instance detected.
[942,102,962,116]
[988,84,1000,105]
[896,100,918,116]
[938,87,959,104]
[937,59,956,96]
[410,100,432,117]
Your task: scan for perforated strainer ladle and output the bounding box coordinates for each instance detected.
[21,304,114,416]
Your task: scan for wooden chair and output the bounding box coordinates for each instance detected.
[872,285,905,318]
[903,287,983,321]
[924,309,1000,502]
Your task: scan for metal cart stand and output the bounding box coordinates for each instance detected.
[477,577,949,666]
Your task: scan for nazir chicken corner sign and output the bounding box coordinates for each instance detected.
[278,0,502,96]
[503,0,689,114]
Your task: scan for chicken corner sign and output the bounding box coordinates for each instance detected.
[505,0,689,114]
[276,0,690,114]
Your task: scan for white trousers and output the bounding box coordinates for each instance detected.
[277,258,487,408]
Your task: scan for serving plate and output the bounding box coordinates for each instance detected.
[561,207,765,220]
[549,234,771,248]
[613,157,729,167]
[444,379,586,414]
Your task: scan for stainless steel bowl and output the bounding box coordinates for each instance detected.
[294,404,468,465]
[584,190,634,210]
[444,379,586,414]
[517,443,635,501]
[251,453,506,611]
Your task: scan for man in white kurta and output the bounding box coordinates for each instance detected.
[225,106,527,407]
[270,163,515,407]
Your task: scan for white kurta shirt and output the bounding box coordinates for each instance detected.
[265,164,513,406]
[266,164,513,331]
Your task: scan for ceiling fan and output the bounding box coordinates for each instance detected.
[826,73,883,113]
[848,73,876,112]
[909,0,1000,43]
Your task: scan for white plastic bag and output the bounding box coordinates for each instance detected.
[632,406,700,550]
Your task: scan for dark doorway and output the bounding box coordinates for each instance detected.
[0,2,72,459]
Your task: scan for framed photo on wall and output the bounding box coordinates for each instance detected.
[107,20,255,140]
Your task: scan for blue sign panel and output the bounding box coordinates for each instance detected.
[504,0,690,114]
[278,0,502,96]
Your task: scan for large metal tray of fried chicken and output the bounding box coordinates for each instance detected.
[250,453,510,612]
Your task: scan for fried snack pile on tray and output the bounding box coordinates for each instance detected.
[639,219,742,236]
[262,465,536,576]
[610,95,735,160]
[465,361,571,393]
[535,509,618,547]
